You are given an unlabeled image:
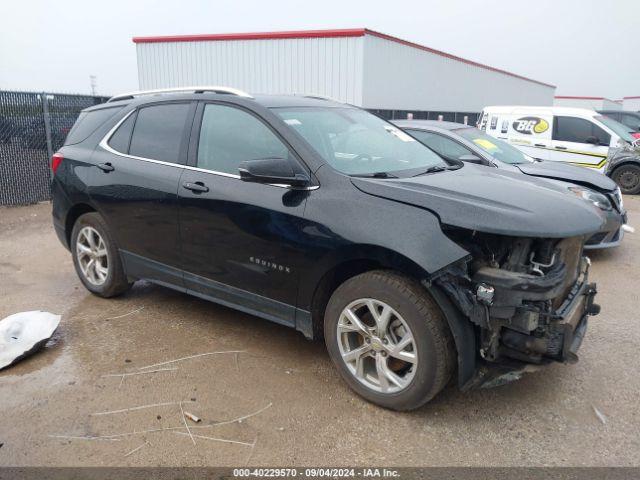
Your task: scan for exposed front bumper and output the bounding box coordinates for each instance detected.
[464,260,599,390]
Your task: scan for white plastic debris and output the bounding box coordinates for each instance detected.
[184,412,201,423]
[0,311,61,370]
[592,405,607,425]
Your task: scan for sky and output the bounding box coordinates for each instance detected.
[1,0,638,99]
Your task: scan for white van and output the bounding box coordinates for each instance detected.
[478,106,636,172]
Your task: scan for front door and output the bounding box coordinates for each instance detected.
[549,116,609,171]
[178,102,310,326]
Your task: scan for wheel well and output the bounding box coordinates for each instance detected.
[65,203,96,245]
[610,160,640,174]
[309,259,383,339]
[308,253,428,340]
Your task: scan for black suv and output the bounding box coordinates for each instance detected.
[52,87,604,410]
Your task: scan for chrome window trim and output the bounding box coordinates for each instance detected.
[98,110,318,190]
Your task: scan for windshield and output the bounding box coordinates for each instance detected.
[273,107,448,176]
[455,127,535,165]
[595,115,636,143]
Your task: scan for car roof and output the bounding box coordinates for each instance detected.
[393,119,471,131]
[83,90,349,113]
[482,105,600,117]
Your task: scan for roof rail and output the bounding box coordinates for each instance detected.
[107,86,253,103]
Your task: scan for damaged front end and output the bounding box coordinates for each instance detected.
[430,229,600,390]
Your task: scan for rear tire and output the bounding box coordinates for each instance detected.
[71,212,132,298]
[324,270,455,411]
[611,163,640,195]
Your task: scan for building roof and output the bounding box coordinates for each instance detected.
[554,96,607,100]
[555,95,621,103]
[132,28,555,89]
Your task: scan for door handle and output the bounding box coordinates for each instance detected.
[534,143,546,147]
[555,146,568,150]
[182,181,209,193]
[97,162,114,172]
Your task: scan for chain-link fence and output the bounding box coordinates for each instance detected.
[0,90,109,206]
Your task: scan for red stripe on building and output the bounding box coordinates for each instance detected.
[132,28,367,44]
[554,96,606,100]
[132,27,555,89]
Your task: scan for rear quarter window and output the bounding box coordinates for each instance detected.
[64,106,124,146]
[108,112,136,153]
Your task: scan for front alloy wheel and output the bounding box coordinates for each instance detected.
[324,271,455,411]
[337,299,417,393]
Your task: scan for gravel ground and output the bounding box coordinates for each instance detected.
[0,198,639,467]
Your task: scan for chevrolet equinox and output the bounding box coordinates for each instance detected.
[52,87,604,410]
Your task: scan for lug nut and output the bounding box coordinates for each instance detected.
[382,339,388,345]
[365,338,371,344]
[381,351,387,357]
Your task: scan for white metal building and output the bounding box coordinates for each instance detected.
[553,96,623,111]
[623,96,640,112]
[133,28,556,119]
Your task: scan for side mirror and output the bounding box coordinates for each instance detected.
[585,136,601,145]
[458,154,485,164]
[238,157,310,187]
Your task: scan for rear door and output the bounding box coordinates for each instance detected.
[91,101,195,286]
[549,116,609,170]
[177,101,310,325]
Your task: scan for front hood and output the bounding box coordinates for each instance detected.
[515,161,616,191]
[351,164,605,238]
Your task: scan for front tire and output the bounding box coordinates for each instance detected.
[611,163,640,195]
[324,271,455,411]
[71,212,132,298]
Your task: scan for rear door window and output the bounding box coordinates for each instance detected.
[553,116,610,145]
[129,103,191,163]
[64,106,123,145]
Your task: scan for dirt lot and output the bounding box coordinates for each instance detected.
[1,199,639,467]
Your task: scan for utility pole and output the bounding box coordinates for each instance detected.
[90,75,97,96]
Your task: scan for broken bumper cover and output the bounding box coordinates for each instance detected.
[463,265,599,390]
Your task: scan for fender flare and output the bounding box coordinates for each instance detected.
[427,284,477,389]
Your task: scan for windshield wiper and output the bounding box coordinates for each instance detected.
[352,172,398,178]
[411,165,450,177]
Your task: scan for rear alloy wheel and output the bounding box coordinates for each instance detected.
[612,164,640,195]
[76,226,109,286]
[71,212,132,298]
[324,271,455,411]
